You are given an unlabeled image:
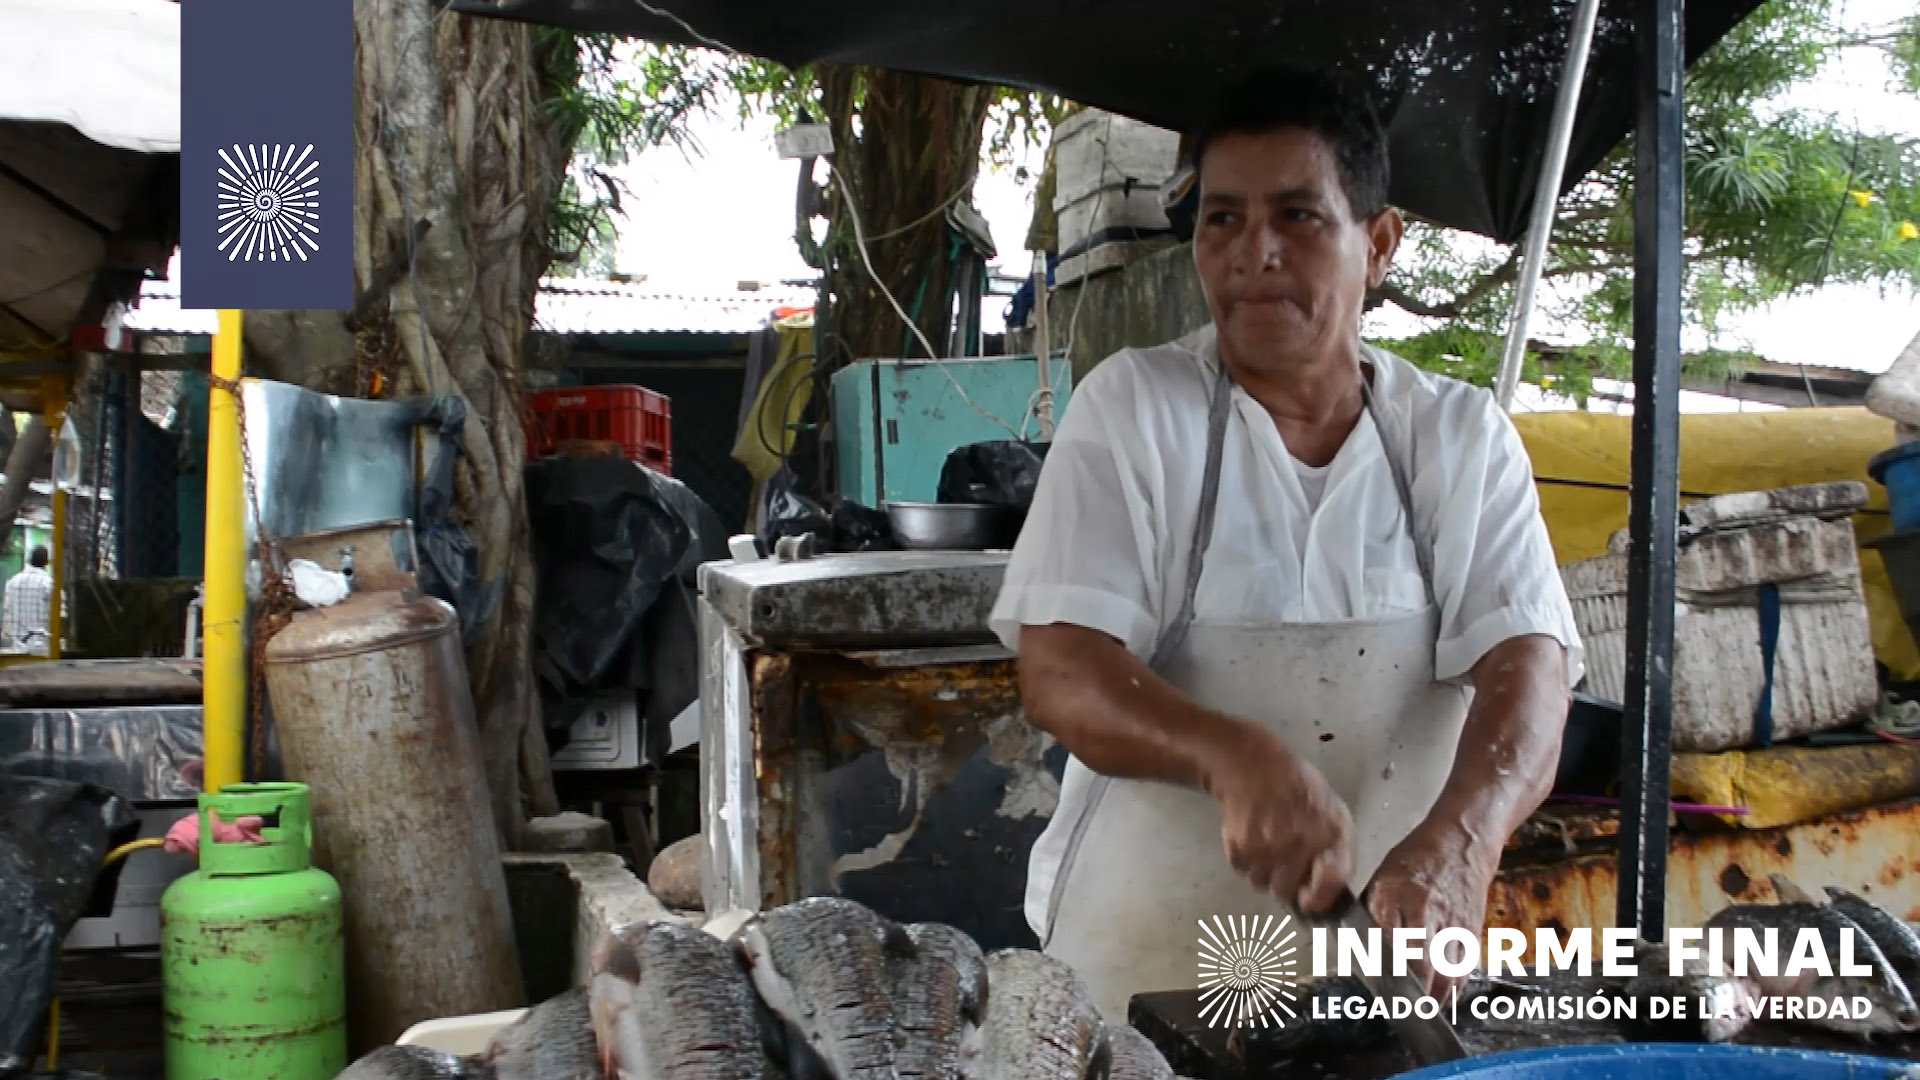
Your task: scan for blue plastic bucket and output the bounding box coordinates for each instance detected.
[1869,441,1920,533]
[1395,1044,1915,1080]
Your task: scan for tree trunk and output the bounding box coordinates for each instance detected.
[246,0,569,843]
[817,68,993,367]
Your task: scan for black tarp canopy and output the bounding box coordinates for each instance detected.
[448,0,1761,243]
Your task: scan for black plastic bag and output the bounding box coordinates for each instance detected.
[644,470,730,582]
[761,486,832,546]
[414,396,501,644]
[936,441,1052,509]
[0,776,138,1066]
[829,500,897,552]
[526,457,692,702]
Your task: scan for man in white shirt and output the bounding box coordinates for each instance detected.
[3,545,53,655]
[991,66,1583,1019]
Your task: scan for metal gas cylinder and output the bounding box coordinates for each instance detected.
[261,521,523,1051]
[160,782,346,1080]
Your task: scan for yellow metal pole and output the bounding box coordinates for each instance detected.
[203,310,247,792]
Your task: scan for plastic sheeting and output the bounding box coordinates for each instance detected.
[449,0,1762,243]
[1513,406,1918,681]
[0,775,138,1069]
[0,706,203,803]
[0,0,180,154]
[936,441,1052,509]
[527,458,729,718]
[239,381,494,638]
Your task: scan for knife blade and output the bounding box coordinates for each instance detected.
[1321,889,1470,1066]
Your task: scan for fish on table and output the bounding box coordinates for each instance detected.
[590,919,770,1080]
[1623,940,1757,1044]
[1704,899,1920,1039]
[977,949,1110,1080]
[336,1045,496,1080]
[1823,886,1920,997]
[736,896,909,1080]
[483,987,600,1080]
[888,921,989,1080]
[1104,1022,1175,1080]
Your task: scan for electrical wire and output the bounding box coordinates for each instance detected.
[866,178,976,244]
[829,168,1022,439]
[630,0,736,54]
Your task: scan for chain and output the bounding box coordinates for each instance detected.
[207,373,297,780]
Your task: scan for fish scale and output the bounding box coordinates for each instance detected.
[978,949,1110,1080]
[336,1045,496,1080]
[1104,1023,1174,1080]
[1705,901,1920,1037]
[738,897,905,1080]
[485,987,600,1080]
[590,920,768,1080]
[1825,887,1920,996]
[890,923,989,1080]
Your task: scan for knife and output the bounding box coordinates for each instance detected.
[1321,888,1470,1066]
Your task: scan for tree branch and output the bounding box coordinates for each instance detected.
[1369,252,1521,318]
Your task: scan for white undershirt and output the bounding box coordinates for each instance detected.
[1292,457,1330,512]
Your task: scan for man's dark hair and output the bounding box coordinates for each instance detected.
[1187,65,1391,221]
[28,546,47,569]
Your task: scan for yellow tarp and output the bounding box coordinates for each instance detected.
[1670,741,1920,829]
[731,316,816,528]
[1514,406,1916,680]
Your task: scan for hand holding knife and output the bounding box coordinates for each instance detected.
[1318,887,1471,1066]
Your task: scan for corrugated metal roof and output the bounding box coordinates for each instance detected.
[532,278,814,336]
[122,277,814,338]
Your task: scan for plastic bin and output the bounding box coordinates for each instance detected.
[1396,1044,1916,1080]
[1870,441,1920,533]
[527,385,672,473]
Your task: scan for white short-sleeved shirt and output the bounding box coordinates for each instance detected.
[990,325,1584,685]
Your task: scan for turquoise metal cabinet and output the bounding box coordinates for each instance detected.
[831,355,1072,507]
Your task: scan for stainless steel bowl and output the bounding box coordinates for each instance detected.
[885,501,1024,550]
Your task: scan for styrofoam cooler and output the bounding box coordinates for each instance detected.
[1052,109,1181,281]
[1561,514,1878,752]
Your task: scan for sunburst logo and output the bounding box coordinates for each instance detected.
[1197,915,1300,1029]
[215,144,321,263]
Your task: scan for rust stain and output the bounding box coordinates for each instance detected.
[175,1017,346,1044]
[744,651,1044,907]
[1719,864,1751,897]
[1489,798,1920,954]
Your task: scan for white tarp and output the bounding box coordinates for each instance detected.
[0,0,180,154]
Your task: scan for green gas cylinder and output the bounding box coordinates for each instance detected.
[161,782,346,1080]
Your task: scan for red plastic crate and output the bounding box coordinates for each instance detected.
[526,385,672,473]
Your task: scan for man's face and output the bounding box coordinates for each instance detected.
[1192,128,1401,373]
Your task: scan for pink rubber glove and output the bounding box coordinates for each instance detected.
[163,811,266,856]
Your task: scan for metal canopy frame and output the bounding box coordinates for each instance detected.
[1617,0,1685,937]
[444,0,1703,942]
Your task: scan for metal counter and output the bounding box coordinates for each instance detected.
[698,550,1060,949]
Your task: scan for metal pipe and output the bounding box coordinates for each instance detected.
[1494,0,1604,410]
[1616,0,1686,940]
[1032,254,1054,439]
[203,309,247,792]
[48,463,63,659]
[185,584,204,659]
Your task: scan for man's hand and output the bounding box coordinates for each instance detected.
[1204,728,1355,912]
[1366,820,1500,997]
[1369,633,1569,997]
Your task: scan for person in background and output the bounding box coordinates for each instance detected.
[3,545,53,654]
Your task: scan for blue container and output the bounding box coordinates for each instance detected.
[1397,1045,1914,1080]
[1869,441,1920,533]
